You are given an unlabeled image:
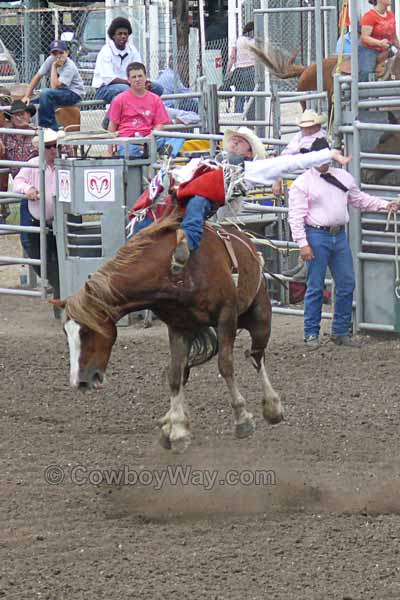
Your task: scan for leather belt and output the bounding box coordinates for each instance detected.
[308,225,344,235]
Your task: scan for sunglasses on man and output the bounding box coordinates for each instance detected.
[45,143,57,149]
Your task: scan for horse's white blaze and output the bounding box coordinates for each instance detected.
[65,320,81,388]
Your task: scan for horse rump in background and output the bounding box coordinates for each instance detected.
[53,215,284,453]
[250,45,400,113]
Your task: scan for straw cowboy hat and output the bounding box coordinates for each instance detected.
[223,126,266,159]
[32,128,65,148]
[297,110,327,128]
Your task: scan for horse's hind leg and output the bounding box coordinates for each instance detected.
[217,306,255,439]
[239,285,284,424]
[158,326,191,453]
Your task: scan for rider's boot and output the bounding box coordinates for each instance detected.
[171,228,191,275]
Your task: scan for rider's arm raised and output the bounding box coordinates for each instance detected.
[243,149,351,186]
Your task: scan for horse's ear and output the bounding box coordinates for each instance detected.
[49,299,66,309]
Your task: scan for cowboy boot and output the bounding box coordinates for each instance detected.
[171,228,191,275]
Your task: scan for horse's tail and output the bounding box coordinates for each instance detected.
[188,327,218,368]
[250,45,306,79]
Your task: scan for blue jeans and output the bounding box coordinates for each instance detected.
[304,226,355,338]
[181,195,213,250]
[358,43,379,82]
[117,137,184,158]
[232,66,255,119]
[95,82,164,104]
[34,88,81,130]
[20,198,31,253]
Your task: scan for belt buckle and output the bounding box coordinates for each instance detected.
[329,225,341,235]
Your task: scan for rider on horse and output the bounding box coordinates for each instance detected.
[170,129,351,274]
[128,126,350,274]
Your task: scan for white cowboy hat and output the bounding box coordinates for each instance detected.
[32,128,65,148]
[223,126,266,159]
[297,110,327,128]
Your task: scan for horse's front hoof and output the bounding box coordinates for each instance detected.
[171,435,191,454]
[264,412,284,425]
[159,429,172,450]
[263,395,284,424]
[235,418,256,439]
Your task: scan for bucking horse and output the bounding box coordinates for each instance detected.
[52,216,284,453]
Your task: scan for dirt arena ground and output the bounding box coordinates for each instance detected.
[1,290,400,600]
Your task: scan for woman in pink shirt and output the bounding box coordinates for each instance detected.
[13,128,61,304]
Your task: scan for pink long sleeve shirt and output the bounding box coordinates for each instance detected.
[288,167,390,248]
[13,156,56,221]
[281,128,326,155]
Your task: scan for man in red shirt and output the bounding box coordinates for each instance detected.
[108,61,170,157]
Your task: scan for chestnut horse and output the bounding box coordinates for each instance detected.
[53,216,284,453]
[251,46,400,113]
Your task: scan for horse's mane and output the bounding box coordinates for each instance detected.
[65,214,181,336]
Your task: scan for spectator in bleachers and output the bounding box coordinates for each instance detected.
[0,100,37,248]
[107,61,170,158]
[22,40,84,131]
[93,17,163,128]
[155,58,198,113]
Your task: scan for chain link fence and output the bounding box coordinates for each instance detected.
[0,0,338,132]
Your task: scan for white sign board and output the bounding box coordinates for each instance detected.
[84,169,115,203]
[58,169,71,203]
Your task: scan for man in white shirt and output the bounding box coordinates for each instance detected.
[93,17,163,127]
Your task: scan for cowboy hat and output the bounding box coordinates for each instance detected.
[4,99,36,120]
[223,126,266,159]
[32,128,66,148]
[297,110,327,128]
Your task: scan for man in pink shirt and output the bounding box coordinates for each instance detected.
[13,128,62,305]
[273,110,327,197]
[108,61,170,158]
[288,137,400,350]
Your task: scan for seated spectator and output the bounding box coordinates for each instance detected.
[93,17,163,128]
[13,129,63,302]
[155,58,198,113]
[22,40,84,131]
[359,0,400,82]
[108,61,171,158]
[0,100,38,248]
[166,107,200,126]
